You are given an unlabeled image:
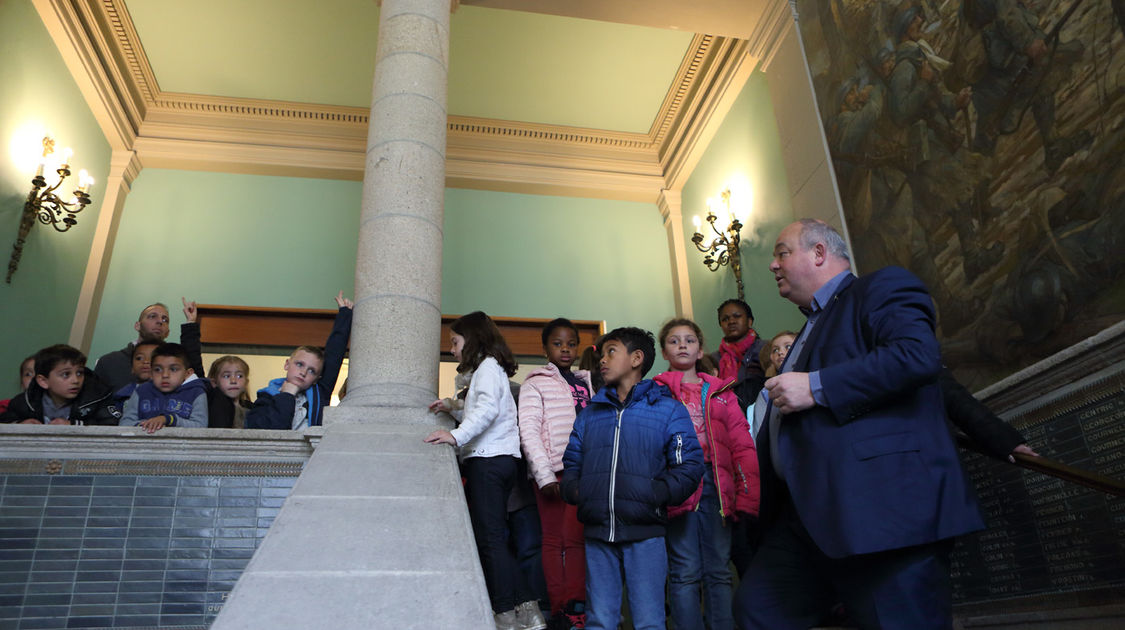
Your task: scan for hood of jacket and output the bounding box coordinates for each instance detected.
[653,371,735,401]
[525,361,591,385]
[590,378,670,409]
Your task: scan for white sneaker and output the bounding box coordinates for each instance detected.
[516,601,547,630]
[495,610,518,630]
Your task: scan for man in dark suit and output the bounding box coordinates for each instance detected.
[734,219,984,630]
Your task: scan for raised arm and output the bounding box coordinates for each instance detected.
[317,293,353,397]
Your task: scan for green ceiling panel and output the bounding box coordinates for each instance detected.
[123,0,692,132]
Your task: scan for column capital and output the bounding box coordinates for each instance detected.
[108,149,143,190]
[657,188,683,224]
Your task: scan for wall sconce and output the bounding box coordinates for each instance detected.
[6,136,94,284]
[691,188,746,300]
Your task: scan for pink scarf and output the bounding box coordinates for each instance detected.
[717,332,757,382]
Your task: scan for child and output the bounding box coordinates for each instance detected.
[0,356,35,416]
[576,338,604,393]
[709,299,766,413]
[561,327,704,630]
[246,291,353,430]
[0,345,119,425]
[654,319,760,630]
[517,318,593,627]
[179,297,253,429]
[207,356,252,428]
[748,331,796,443]
[424,311,545,630]
[118,343,208,433]
[112,340,159,409]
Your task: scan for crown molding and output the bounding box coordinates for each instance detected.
[39,0,789,201]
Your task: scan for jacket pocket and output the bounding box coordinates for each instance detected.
[851,432,921,461]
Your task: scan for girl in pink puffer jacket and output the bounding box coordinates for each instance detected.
[517,318,593,627]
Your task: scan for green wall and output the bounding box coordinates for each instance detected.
[87,170,363,361]
[442,188,676,365]
[682,70,806,351]
[0,0,111,386]
[84,173,677,374]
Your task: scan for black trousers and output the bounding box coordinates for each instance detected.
[734,490,953,630]
[463,455,530,613]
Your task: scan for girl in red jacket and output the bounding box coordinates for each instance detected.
[655,318,760,630]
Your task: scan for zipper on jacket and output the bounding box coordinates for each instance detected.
[608,408,623,543]
[700,382,727,519]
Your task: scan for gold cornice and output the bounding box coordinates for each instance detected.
[42,0,783,201]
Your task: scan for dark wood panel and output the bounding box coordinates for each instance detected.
[196,305,604,356]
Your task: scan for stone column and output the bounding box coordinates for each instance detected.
[341,0,450,417]
[211,3,494,627]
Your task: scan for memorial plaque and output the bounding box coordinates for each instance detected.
[951,378,1125,607]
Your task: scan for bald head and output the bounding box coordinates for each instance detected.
[769,219,852,307]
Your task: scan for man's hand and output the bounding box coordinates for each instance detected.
[1008,443,1040,463]
[539,482,561,498]
[764,372,816,414]
[423,429,456,446]
[182,297,198,323]
[334,291,354,309]
[139,416,166,434]
[20,418,43,424]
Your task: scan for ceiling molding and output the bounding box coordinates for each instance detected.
[40,0,787,201]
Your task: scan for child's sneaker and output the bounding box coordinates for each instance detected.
[516,600,546,630]
[495,610,518,630]
[563,600,586,629]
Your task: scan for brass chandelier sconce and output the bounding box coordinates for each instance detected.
[6,136,94,284]
[691,188,746,301]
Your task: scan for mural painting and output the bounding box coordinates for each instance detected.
[794,0,1125,388]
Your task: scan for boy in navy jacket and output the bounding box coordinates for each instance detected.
[246,292,352,430]
[118,343,208,433]
[562,327,703,630]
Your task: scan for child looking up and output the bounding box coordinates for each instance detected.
[517,318,592,625]
[179,298,252,429]
[246,291,353,430]
[562,327,704,630]
[654,319,760,630]
[1,345,118,425]
[424,311,544,630]
[119,343,208,433]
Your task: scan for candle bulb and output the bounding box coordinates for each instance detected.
[692,215,701,229]
[34,160,44,177]
[77,170,91,193]
[61,147,73,170]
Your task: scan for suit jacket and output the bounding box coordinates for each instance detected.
[757,267,983,558]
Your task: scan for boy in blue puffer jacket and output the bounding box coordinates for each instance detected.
[561,327,704,630]
[246,292,352,430]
